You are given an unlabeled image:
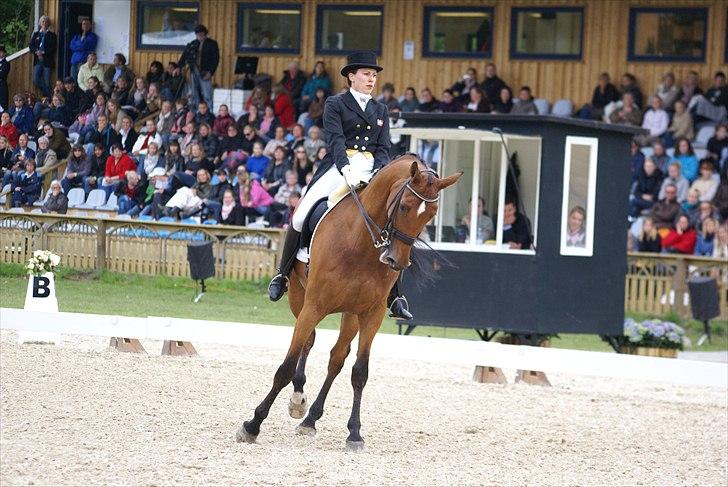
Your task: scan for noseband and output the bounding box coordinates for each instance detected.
[349,168,440,250]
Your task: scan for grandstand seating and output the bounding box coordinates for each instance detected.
[66,188,86,208]
[693,125,716,149]
[533,99,550,115]
[551,99,574,117]
[77,189,107,210]
[97,193,118,211]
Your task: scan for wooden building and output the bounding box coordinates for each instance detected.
[7,0,727,107]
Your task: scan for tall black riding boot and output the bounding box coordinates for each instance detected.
[387,281,413,320]
[268,227,301,301]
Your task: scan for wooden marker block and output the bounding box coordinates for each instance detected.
[109,337,146,353]
[515,369,551,386]
[161,340,198,357]
[472,365,508,384]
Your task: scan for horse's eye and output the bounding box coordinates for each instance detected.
[399,203,408,213]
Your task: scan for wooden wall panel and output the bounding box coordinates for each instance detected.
[36,0,728,106]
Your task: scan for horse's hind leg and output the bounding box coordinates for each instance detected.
[296,312,359,436]
[237,304,324,444]
[287,266,314,418]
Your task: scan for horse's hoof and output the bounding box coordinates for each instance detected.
[288,392,308,419]
[235,423,257,444]
[295,424,317,437]
[345,440,365,452]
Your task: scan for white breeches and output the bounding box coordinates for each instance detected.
[292,152,374,232]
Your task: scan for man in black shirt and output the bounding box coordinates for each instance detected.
[480,63,506,107]
[178,25,219,110]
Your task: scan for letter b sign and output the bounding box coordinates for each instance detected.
[33,276,51,298]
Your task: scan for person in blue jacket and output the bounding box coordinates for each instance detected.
[7,94,35,135]
[69,18,98,82]
[12,159,42,207]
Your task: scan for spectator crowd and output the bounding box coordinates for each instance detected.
[0,17,726,259]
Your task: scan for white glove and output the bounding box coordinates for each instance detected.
[342,165,361,187]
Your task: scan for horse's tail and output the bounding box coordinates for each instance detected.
[404,239,454,290]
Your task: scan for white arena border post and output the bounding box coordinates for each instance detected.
[1,308,726,389]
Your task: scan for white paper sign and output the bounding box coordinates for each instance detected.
[403,40,414,60]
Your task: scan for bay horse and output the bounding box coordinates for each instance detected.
[236,153,462,450]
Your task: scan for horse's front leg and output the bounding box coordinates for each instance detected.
[236,305,324,443]
[289,330,315,419]
[346,305,386,451]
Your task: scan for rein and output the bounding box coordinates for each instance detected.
[348,169,440,250]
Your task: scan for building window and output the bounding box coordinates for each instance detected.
[510,7,583,60]
[628,8,708,62]
[137,1,199,50]
[560,136,598,257]
[316,5,383,54]
[236,4,301,53]
[422,7,493,58]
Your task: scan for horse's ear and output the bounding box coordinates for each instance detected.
[409,160,420,178]
[437,171,463,190]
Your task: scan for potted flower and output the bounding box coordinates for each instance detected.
[618,318,685,358]
[23,250,61,312]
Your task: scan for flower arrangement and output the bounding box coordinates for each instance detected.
[622,318,685,351]
[26,250,61,276]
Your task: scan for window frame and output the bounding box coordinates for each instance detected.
[136,0,200,51]
[509,6,584,61]
[315,4,384,55]
[560,136,598,258]
[725,9,728,64]
[627,7,708,63]
[422,6,494,59]
[235,3,302,54]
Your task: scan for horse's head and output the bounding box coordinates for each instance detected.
[379,159,462,271]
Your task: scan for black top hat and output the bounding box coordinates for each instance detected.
[340,51,382,77]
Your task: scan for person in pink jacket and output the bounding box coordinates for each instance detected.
[234,167,273,225]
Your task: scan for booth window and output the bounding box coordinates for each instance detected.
[560,136,598,257]
[236,4,301,53]
[316,5,383,54]
[422,7,493,58]
[137,1,200,50]
[510,7,583,60]
[628,8,707,62]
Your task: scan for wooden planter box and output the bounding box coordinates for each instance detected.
[620,346,679,358]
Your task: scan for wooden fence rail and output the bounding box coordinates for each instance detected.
[1,213,725,319]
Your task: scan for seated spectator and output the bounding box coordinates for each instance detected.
[417,88,438,112]
[286,124,306,153]
[579,72,619,120]
[103,53,135,93]
[83,76,105,101]
[115,170,147,216]
[196,123,219,165]
[262,146,290,196]
[34,135,59,178]
[41,122,70,160]
[303,88,327,129]
[280,61,306,110]
[664,100,694,147]
[463,85,491,114]
[61,144,90,194]
[291,146,312,186]
[480,63,506,107]
[651,140,671,174]
[688,71,728,123]
[138,141,164,178]
[650,183,681,229]
[713,178,728,222]
[378,83,400,112]
[213,104,235,139]
[256,105,279,142]
[501,199,531,250]
[283,191,301,228]
[303,125,326,163]
[178,121,197,159]
[682,188,701,220]
[659,161,689,203]
[181,143,215,186]
[163,168,213,220]
[694,217,717,256]
[272,84,295,129]
[690,160,720,202]
[171,97,193,137]
[299,60,332,113]
[438,89,462,113]
[460,196,494,243]
[82,143,108,194]
[145,60,164,87]
[630,139,645,184]
[41,179,68,214]
[233,167,274,225]
[263,126,288,158]
[661,214,697,254]
[636,96,669,146]
[106,99,127,133]
[194,101,215,127]
[511,86,537,115]
[491,86,512,114]
[208,167,232,210]
[84,92,108,132]
[451,68,478,104]
[638,216,661,252]
[219,188,245,225]
[0,112,19,149]
[629,158,663,219]
[77,52,105,92]
[245,141,270,178]
[119,116,138,154]
[679,70,702,106]
[161,62,184,101]
[11,159,41,207]
[61,77,90,120]
[218,124,246,171]
[240,124,263,155]
[156,100,175,141]
[691,201,721,230]
[83,114,119,153]
[707,123,728,170]
[0,136,13,181]
[110,76,131,108]
[141,82,161,118]
[399,87,419,113]
[653,72,681,112]
[163,140,185,176]
[713,223,728,260]
[672,137,699,182]
[618,72,643,109]
[6,133,35,187]
[267,169,302,226]
[312,146,328,175]
[101,143,136,197]
[609,92,642,126]
[8,94,35,135]
[47,93,71,127]
[243,86,271,120]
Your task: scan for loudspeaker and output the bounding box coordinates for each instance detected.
[187,241,215,281]
[235,56,258,75]
[688,276,720,321]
